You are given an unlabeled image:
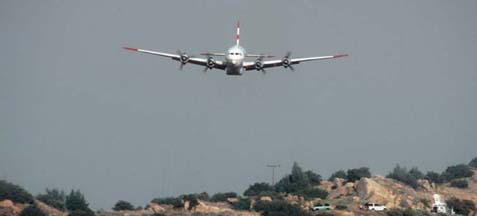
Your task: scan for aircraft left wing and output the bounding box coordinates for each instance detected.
[243,54,348,71]
[123,47,226,70]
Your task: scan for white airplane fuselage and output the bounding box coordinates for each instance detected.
[225,45,246,75]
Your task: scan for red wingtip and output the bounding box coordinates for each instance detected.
[123,47,138,52]
[237,21,240,28]
[333,54,349,58]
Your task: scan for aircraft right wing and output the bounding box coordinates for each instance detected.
[123,47,227,70]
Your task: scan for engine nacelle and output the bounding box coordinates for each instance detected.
[206,57,215,69]
[254,60,264,71]
[179,54,189,64]
[282,58,291,68]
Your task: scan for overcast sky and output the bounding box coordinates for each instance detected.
[1,0,476,210]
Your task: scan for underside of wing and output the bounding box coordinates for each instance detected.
[124,47,226,70]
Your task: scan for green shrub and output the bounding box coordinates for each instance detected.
[210,192,237,202]
[0,180,34,204]
[446,197,476,216]
[253,200,308,216]
[150,197,183,208]
[305,170,322,186]
[112,200,135,211]
[386,208,430,216]
[298,187,328,200]
[244,182,274,196]
[181,194,199,210]
[274,162,310,193]
[36,188,65,210]
[335,205,347,210]
[449,179,468,189]
[441,164,473,182]
[386,165,419,189]
[231,197,251,210]
[469,157,477,168]
[328,170,347,181]
[20,205,47,216]
[68,209,95,216]
[65,190,92,212]
[346,167,371,182]
[196,192,210,201]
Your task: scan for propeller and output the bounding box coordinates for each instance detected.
[203,56,215,73]
[176,50,191,70]
[282,51,294,71]
[254,56,266,74]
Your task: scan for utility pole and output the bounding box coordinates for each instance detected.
[267,164,280,185]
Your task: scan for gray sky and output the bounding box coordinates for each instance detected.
[1,0,476,210]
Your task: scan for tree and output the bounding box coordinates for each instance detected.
[446,198,476,216]
[65,190,91,212]
[181,194,199,210]
[441,164,473,182]
[425,171,444,184]
[20,205,47,216]
[305,170,322,186]
[275,162,310,193]
[36,188,66,210]
[0,180,34,204]
[328,170,347,181]
[113,200,135,211]
[232,198,251,210]
[408,167,424,180]
[386,165,419,189]
[196,192,210,201]
[469,157,477,168]
[244,182,274,196]
[210,192,237,202]
[150,197,183,208]
[346,167,371,182]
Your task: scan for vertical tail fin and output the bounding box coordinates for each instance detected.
[236,21,240,46]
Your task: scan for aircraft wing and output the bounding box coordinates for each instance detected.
[243,54,348,71]
[123,47,226,70]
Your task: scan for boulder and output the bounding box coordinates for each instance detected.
[0,200,14,208]
[355,177,395,206]
[145,203,165,213]
[285,194,301,204]
[333,178,346,187]
[329,181,356,199]
[259,196,272,202]
[227,197,239,203]
[320,180,334,192]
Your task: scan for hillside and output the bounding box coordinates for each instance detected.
[1,167,476,216]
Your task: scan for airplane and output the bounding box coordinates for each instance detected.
[123,22,348,76]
